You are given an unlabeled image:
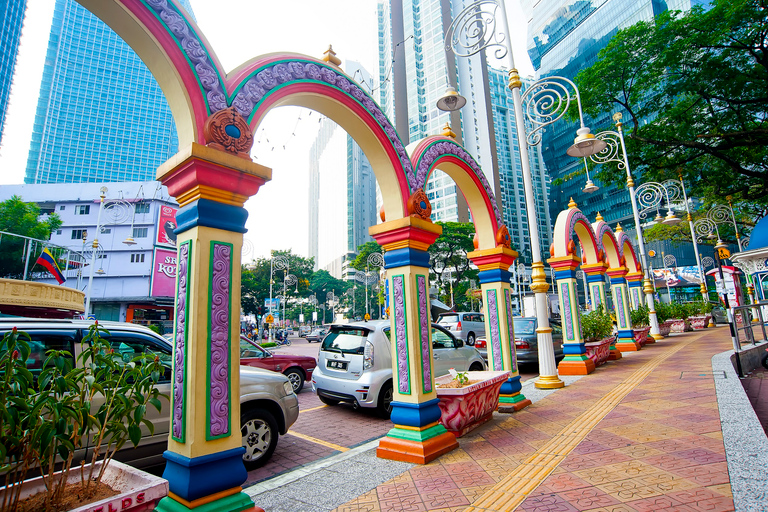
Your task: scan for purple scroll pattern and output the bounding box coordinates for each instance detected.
[486,290,502,371]
[417,276,432,393]
[561,282,574,341]
[504,289,518,371]
[145,0,227,112]
[592,285,602,307]
[209,243,231,437]
[172,242,189,441]
[616,287,628,329]
[392,276,410,394]
[414,141,502,227]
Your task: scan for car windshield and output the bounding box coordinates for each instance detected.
[437,314,459,324]
[513,318,537,335]
[321,327,370,355]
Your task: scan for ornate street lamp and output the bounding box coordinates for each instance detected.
[662,252,677,303]
[440,0,605,389]
[268,255,288,341]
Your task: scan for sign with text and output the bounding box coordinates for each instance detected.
[156,205,178,248]
[150,247,177,297]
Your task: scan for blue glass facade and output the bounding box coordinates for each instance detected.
[24,0,194,184]
[0,0,27,144]
[521,0,705,226]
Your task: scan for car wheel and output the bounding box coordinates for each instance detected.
[285,369,304,393]
[377,382,394,418]
[467,333,476,346]
[318,395,340,406]
[469,362,484,372]
[241,407,278,470]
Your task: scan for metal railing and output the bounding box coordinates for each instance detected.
[731,301,768,348]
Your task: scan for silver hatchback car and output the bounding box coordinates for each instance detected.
[312,320,486,417]
[436,312,486,345]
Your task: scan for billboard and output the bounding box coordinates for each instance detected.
[150,247,177,297]
[156,205,178,248]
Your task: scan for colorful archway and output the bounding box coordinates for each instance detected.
[74,2,527,509]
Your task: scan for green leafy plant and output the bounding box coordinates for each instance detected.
[580,305,614,342]
[670,302,689,320]
[654,301,673,323]
[686,300,713,317]
[630,305,650,328]
[448,368,469,386]
[0,323,167,511]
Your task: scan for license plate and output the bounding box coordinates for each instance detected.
[327,360,348,370]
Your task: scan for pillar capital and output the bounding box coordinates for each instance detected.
[369,216,442,253]
[581,262,608,276]
[606,266,629,279]
[548,254,581,273]
[467,246,518,271]
[157,143,270,208]
[625,271,644,284]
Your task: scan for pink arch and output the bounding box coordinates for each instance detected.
[593,222,621,268]
[616,232,641,272]
[552,208,600,264]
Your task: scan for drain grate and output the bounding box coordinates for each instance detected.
[680,371,726,379]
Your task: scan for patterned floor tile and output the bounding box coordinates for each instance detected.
[557,486,621,510]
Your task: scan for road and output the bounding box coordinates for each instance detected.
[242,335,539,485]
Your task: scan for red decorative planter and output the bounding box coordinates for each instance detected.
[669,318,690,333]
[435,371,510,437]
[689,315,709,330]
[633,326,651,346]
[658,320,673,337]
[585,336,612,367]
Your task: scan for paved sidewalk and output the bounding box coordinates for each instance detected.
[247,327,768,512]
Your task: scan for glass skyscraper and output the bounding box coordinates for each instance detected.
[521,0,708,226]
[24,0,194,184]
[0,0,27,144]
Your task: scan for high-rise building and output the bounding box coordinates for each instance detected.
[308,62,378,275]
[0,0,27,144]
[521,0,708,226]
[24,0,194,184]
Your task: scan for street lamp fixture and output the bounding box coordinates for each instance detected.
[582,158,599,193]
[436,86,466,112]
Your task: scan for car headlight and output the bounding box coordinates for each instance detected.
[283,381,294,395]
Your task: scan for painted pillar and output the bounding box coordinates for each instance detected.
[549,255,595,376]
[155,143,270,512]
[607,266,640,352]
[626,272,644,310]
[370,217,459,464]
[581,262,608,312]
[468,247,531,413]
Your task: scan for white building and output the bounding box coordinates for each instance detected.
[0,181,179,331]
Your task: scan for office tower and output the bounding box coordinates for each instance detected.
[377,0,503,223]
[521,0,708,226]
[488,69,553,262]
[0,0,27,144]
[24,0,194,184]
[308,61,378,275]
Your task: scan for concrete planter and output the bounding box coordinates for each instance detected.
[3,459,168,512]
[435,371,510,438]
[689,315,709,330]
[659,320,673,337]
[633,326,651,346]
[585,336,613,367]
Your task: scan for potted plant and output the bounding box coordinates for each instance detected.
[580,305,614,365]
[630,305,653,346]
[0,324,169,511]
[668,302,691,333]
[435,368,510,437]
[687,300,713,330]
[654,301,674,336]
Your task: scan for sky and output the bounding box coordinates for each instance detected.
[0,0,534,262]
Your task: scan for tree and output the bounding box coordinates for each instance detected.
[575,0,768,205]
[0,196,62,279]
[350,241,383,271]
[240,250,314,319]
[429,222,478,308]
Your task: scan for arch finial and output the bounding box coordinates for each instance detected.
[322,45,341,66]
[615,223,623,233]
[595,211,603,222]
[441,123,456,139]
[568,197,577,209]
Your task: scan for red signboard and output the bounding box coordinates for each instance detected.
[156,205,178,247]
[150,248,177,297]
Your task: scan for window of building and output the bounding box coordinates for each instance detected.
[71,229,84,240]
[130,253,145,263]
[56,230,62,235]
[75,205,90,215]
[59,205,65,211]
[135,201,150,214]
[133,227,148,238]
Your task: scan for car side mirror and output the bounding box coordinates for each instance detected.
[455,339,463,348]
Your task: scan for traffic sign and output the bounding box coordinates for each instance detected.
[364,313,370,321]
[265,314,274,324]
[717,247,731,260]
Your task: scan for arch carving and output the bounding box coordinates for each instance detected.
[552,207,600,264]
[592,221,621,269]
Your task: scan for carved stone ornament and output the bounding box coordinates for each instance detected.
[407,188,432,220]
[496,224,511,249]
[204,107,254,159]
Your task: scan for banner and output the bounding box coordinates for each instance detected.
[150,248,177,297]
[156,205,178,247]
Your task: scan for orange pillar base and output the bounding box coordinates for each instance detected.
[377,432,458,464]
[616,341,641,352]
[644,335,656,344]
[608,348,623,360]
[558,358,596,376]
[502,398,532,412]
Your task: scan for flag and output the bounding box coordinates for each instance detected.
[36,248,66,284]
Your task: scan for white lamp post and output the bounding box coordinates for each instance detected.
[268,255,288,341]
[283,274,297,328]
[662,252,677,303]
[84,187,108,316]
[441,0,606,389]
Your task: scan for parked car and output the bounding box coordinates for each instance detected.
[306,328,327,343]
[0,318,299,470]
[710,305,728,325]
[239,336,316,392]
[299,326,312,337]
[312,320,486,417]
[475,317,564,365]
[436,311,485,345]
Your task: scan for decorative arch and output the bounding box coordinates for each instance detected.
[408,136,503,250]
[552,205,600,264]
[592,220,622,269]
[616,231,641,273]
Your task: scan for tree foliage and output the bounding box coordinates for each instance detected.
[429,222,478,309]
[240,250,314,317]
[0,196,63,279]
[575,0,768,205]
